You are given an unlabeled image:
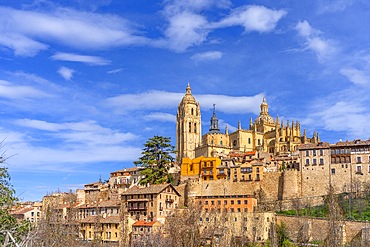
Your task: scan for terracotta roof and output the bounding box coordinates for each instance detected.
[111,167,144,174]
[132,220,158,227]
[12,207,34,215]
[121,184,181,196]
[79,215,121,224]
[299,142,330,150]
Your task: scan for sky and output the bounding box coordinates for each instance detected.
[1,0,370,201]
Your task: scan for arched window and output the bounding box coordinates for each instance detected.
[194,123,197,133]
[189,122,191,133]
[233,140,237,147]
[220,140,223,146]
[191,108,194,115]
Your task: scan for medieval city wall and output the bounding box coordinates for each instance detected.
[276,215,369,245]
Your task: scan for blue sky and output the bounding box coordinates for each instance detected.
[1,0,370,201]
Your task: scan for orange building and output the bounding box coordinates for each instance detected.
[196,195,257,213]
[181,156,221,181]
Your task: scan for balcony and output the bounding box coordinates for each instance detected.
[165,199,174,203]
[127,206,147,211]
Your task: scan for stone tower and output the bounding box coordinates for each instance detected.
[176,83,202,162]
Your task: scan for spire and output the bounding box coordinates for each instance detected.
[209,104,221,133]
[225,125,229,134]
[249,117,253,129]
[238,120,241,130]
[186,82,191,94]
[260,97,269,115]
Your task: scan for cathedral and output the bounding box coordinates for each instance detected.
[176,84,319,162]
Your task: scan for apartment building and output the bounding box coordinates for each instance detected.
[121,184,181,223]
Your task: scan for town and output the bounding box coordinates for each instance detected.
[5,84,370,247]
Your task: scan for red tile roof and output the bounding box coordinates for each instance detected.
[132,220,158,227]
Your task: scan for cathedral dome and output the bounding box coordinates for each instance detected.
[255,114,275,125]
[180,83,196,105]
[255,97,275,125]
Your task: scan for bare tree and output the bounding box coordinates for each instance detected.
[323,185,344,247]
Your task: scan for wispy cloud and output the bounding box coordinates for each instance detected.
[3,119,141,171]
[161,2,286,52]
[191,51,222,62]
[340,67,370,86]
[57,66,74,81]
[107,68,124,74]
[317,0,354,14]
[51,52,111,65]
[0,79,51,99]
[295,20,336,62]
[105,90,263,115]
[213,5,286,32]
[0,6,149,56]
[144,112,176,123]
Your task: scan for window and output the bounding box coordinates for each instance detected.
[331,168,335,175]
[305,150,309,156]
[248,138,251,144]
[320,149,324,156]
[231,200,234,205]
[319,158,324,165]
[305,159,310,165]
[194,123,197,133]
[258,139,261,145]
[313,159,317,165]
[313,150,316,156]
[237,200,241,205]
[244,200,248,204]
[189,122,191,133]
[357,157,362,163]
[357,166,362,173]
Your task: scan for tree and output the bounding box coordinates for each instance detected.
[0,163,31,244]
[134,135,176,185]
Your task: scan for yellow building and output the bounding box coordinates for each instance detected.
[181,156,222,181]
[176,84,319,161]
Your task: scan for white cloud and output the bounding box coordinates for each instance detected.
[164,0,231,13]
[0,79,51,99]
[0,33,48,57]
[145,112,176,123]
[191,51,222,61]
[3,119,141,171]
[340,67,370,86]
[164,11,209,52]
[161,3,286,52]
[302,87,370,140]
[214,5,286,32]
[0,6,149,56]
[295,20,336,61]
[317,0,354,14]
[51,52,111,65]
[105,90,263,115]
[196,93,263,115]
[58,66,74,81]
[107,68,124,74]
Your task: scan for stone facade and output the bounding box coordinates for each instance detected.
[176,85,319,162]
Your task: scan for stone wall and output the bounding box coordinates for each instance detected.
[276,215,369,245]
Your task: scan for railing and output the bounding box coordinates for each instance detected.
[127,206,147,211]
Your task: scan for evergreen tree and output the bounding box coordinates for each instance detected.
[134,135,176,185]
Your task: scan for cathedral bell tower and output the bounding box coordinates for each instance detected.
[176,83,202,163]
